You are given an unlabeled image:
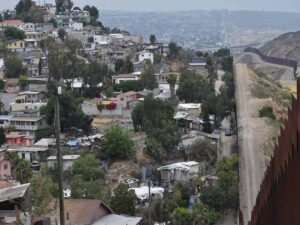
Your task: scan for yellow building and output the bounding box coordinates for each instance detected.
[6,40,25,51]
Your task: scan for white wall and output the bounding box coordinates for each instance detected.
[138,52,154,63]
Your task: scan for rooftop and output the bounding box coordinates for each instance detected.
[158,161,199,172]
[130,186,164,201]
[91,214,142,225]
[178,103,201,110]
[6,146,48,152]
[0,183,30,203]
[11,116,44,122]
[4,19,24,26]
[47,155,80,161]
[53,199,112,225]
[112,74,139,79]
[34,138,56,146]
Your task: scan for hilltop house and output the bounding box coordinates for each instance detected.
[6,145,49,163]
[5,132,34,146]
[138,51,154,63]
[0,183,31,225]
[6,40,25,52]
[47,155,80,171]
[4,19,24,29]
[34,199,142,225]
[0,152,11,180]
[112,73,140,84]
[10,91,47,112]
[116,91,138,109]
[158,161,200,188]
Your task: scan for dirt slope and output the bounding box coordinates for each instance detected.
[260,31,300,63]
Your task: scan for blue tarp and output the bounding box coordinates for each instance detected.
[67,140,78,147]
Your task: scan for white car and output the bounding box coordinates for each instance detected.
[63,189,71,198]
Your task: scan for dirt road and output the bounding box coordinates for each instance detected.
[235,62,266,224]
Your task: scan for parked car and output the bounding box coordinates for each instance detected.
[225,128,233,136]
[31,160,40,171]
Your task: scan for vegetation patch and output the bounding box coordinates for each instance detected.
[259,106,276,120]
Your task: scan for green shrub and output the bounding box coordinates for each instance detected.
[259,106,276,120]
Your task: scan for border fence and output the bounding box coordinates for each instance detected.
[243,79,300,225]
[244,47,298,75]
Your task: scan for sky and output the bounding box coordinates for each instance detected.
[2,0,300,13]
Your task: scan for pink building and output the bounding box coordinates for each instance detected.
[6,132,34,146]
[0,153,11,179]
[116,91,138,109]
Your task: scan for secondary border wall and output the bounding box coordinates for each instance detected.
[244,47,298,75]
[245,79,300,225]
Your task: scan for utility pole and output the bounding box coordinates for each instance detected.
[55,86,65,225]
[148,180,152,225]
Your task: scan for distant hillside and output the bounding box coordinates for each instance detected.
[260,31,300,63]
[100,10,300,48]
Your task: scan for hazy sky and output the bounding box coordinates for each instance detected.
[2,0,300,12]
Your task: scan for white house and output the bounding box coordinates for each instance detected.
[138,51,154,63]
[70,22,83,31]
[130,185,164,202]
[93,35,112,45]
[158,161,200,187]
[0,115,13,128]
[6,146,49,163]
[112,73,140,85]
[47,155,80,171]
[22,23,35,31]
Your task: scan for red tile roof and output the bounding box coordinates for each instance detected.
[4,20,24,26]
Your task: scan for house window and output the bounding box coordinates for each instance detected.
[4,164,8,170]
[121,98,124,101]
[22,153,25,159]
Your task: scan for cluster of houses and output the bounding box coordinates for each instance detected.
[0,2,224,225]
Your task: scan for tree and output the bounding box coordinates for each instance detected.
[4,27,26,40]
[131,95,178,154]
[122,55,134,73]
[200,186,226,211]
[58,28,67,41]
[5,56,26,78]
[168,42,180,58]
[113,80,144,93]
[177,70,214,103]
[56,0,74,13]
[0,127,5,145]
[100,125,134,159]
[202,111,213,134]
[72,154,105,181]
[192,203,220,225]
[150,34,156,44]
[13,158,32,183]
[25,7,44,23]
[71,175,103,199]
[167,74,177,104]
[18,75,28,91]
[83,5,99,20]
[109,184,137,216]
[191,138,217,164]
[142,63,157,90]
[171,207,192,225]
[0,80,4,91]
[221,56,233,73]
[15,0,34,18]
[41,91,93,133]
[30,177,58,217]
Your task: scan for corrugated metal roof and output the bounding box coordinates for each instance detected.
[92,214,142,225]
[0,183,30,203]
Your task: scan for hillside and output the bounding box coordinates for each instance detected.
[260,31,300,63]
